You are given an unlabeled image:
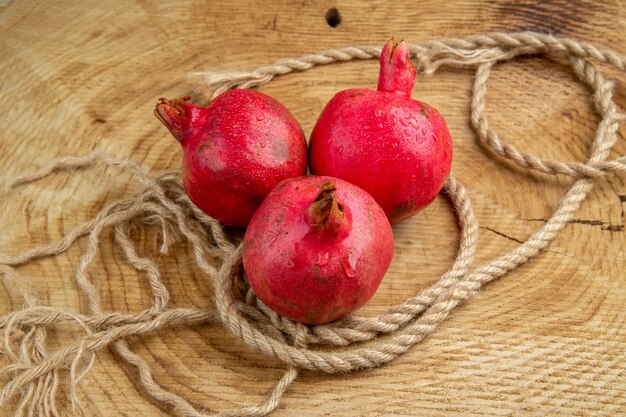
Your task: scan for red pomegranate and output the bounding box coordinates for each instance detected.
[308,38,453,224]
[242,176,394,324]
[155,90,307,227]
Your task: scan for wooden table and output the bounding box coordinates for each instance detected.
[1,1,625,415]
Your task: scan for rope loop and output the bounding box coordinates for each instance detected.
[1,31,624,416]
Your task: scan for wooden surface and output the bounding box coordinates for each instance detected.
[1,1,626,416]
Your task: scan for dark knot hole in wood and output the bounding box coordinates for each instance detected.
[325,8,341,28]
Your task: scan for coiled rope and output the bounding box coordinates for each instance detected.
[1,31,624,416]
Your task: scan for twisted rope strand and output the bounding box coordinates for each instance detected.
[1,31,625,416]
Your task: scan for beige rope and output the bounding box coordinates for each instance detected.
[1,31,625,416]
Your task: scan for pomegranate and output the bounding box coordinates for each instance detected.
[308,38,453,224]
[242,176,394,325]
[155,90,307,227]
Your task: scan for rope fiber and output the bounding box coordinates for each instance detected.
[1,31,625,416]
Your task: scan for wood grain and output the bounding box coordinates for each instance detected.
[1,0,625,415]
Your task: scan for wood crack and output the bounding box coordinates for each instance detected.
[479,226,524,244]
[479,225,587,263]
[518,217,624,232]
[618,194,626,228]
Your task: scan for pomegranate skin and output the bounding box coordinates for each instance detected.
[309,39,453,224]
[155,90,307,227]
[242,176,394,325]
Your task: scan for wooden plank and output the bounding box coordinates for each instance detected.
[0,0,624,415]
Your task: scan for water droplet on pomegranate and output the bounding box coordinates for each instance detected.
[376,109,383,117]
[348,252,358,271]
[260,142,266,148]
[316,252,330,266]
[340,255,357,278]
[256,114,265,121]
[378,123,383,129]
[287,260,295,268]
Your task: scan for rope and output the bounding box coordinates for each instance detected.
[1,31,624,416]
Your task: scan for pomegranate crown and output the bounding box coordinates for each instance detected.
[377,36,417,96]
[154,96,196,143]
[308,180,351,237]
